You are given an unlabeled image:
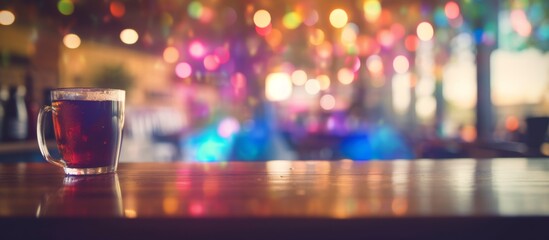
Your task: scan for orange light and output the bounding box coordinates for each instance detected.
[505,116,520,131]
[110,1,125,18]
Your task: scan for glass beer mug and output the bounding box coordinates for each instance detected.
[37,88,125,175]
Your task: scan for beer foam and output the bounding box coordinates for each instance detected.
[52,88,125,101]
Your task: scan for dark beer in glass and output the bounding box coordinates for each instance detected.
[37,88,125,175]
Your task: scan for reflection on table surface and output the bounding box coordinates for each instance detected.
[1,158,549,218]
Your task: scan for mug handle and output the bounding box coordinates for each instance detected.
[37,105,65,168]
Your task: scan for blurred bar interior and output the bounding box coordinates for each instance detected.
[0,0,548,162]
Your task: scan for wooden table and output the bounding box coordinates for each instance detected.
[1,158,549,239]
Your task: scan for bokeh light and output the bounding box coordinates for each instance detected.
[341,23,358,44]
[363,0,382,23]
[0,10,15,25]
[266,29,283,48]
[255,24,272,36]
[175,62,192,78]
[444,1,460,20]
[417,22,434,41]
[404,35,418,51]
[214,47,230,64]
[505,116,520,131]
[317,74,331,90]
[110,1,125,18]
[366,55,384,75]
[63,33,81,49]
[304,10,319,26]
[163,47,179,63]
[265,72,292,101]
[510,9,532,37]
[120,28,139,44]
[329,9,348,28]
[377,29,394,48]
[337,68,354,85]
[320,94,336,110]
[291,70,308,86]
[189,41,206,58]
[304,79,321,95]
[253,9,271,28]
[393,55,409,74]
[392,73,411,114]
[283,11,302,29]
[416,96,436,119]
[58,0,74,16]
[218,117,240,138]
[188,1,203,20]
[203,55,220,71]
[309,28,325,46]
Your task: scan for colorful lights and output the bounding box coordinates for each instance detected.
[265,72,292,101]
[377,29,394,48]
[329,9,348,29]
[265,29,283,48]
[444,1,460,20]
[120,28,138,44]
[188,1,203,20]
[415,96,436,119]
[189,41,206,58]
[337,68,354,85]
[218,117,240,138]
[203,55,220,71]
[416,22,434,41]
[510,10,532,37]
[0,10,15,25]
[505,116,520,131]
[309,28,325,46]
[163,47,179,63]
[255,24,272,36]
[175,62,192,78]
[366,55,383,75]
[303,10,319,26]
[110,1,125,18]
[393,55,409,74]
[214,47,230,64]
[291,70,308,86]
[320,94,336,110]
[63,33,81,49]
[283,11,302,30]
[392,73,411,114]
[363,0,382,23]
[57,0,74,16]
[317,74,331,90]
[404,35,418,52]
[304,78,321,95]
[253,10,271,28]
[341,23,358,45]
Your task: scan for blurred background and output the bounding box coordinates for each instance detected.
[0,0,548,162]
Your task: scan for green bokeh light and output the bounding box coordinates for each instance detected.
[188,1,203,19]
[57,0,74,16]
